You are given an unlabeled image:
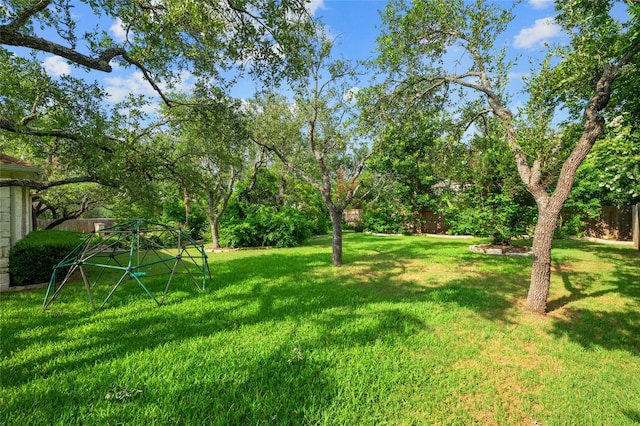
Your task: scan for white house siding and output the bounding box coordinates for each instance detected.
[0,186,33,290]
[0,186,11,290]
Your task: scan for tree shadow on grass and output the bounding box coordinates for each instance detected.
[2,233,546,424]
[3,271,436,423]
[14,233,609,424]
[2,235,517,391]
[551,308,640,354]
[622,409,640,423]
[546,240,640,355]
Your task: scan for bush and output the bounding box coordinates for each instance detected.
[363,204,409,234]
[555,212,586,239]
[9,230,85,286]
[220,204,313,248]
[443,192,536,245]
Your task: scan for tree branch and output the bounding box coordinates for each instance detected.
[0,116,118,153]
[4,0,51,31]
[446,64,542,197]
[121,51,173,107]
[1,116,81,141]
[339,151,372,210]
[552,41,640,204]
[253,137,323,193]
[245,148,268,193]
[1,1,172,104]
[44,194,97,230]
[0,27,125,72]
[0,176,103,190]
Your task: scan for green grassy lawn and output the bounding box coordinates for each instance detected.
[1,233,639,425]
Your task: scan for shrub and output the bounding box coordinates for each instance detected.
[8,230,85,286]
[220,205,312,248]
[442,192,536,245]
[555,211,586,239]
[219,222,257,248]
[363,204,409,234]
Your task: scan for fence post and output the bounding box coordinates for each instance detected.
[633,203,639,251]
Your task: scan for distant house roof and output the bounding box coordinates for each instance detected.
[0,153,36,168]
[0,153,40,179]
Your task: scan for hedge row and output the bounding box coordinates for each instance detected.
[8,230,84,286]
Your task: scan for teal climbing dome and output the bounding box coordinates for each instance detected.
[43,219,210,310]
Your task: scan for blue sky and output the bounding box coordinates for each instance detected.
[35,0,572,110]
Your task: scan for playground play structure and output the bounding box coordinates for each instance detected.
[43,219,210,310]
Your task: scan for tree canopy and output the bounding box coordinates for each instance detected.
[1,0,318,225]
[1,0,315,90]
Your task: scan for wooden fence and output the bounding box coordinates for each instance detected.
[343,209,362,226]
[37,218,118,233]
[582,205,633,241]
[344,205,634,241]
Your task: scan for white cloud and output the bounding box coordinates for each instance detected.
[306,0,325,16]
[507,71,529,83]
[104,71,156,103]
[110,18,127,42]
[513,17,562,49]
[343,86,359,103]
[104,70,195,103]
[160,70,195,94]
[529,0,554,10]
[42,56,71,77]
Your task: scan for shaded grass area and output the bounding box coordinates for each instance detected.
[1,234,639,424]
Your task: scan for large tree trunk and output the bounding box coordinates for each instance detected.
[209,218,220,249]
[329,207,343,266]
[522,117,607,313]
[484,57,625,314]
[206,192,222,249]
[523,93,610,313]
[525,200,563,313]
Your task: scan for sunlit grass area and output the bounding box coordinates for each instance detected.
[2,233,639,425]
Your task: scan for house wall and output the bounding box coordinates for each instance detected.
[0,186,33,291]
